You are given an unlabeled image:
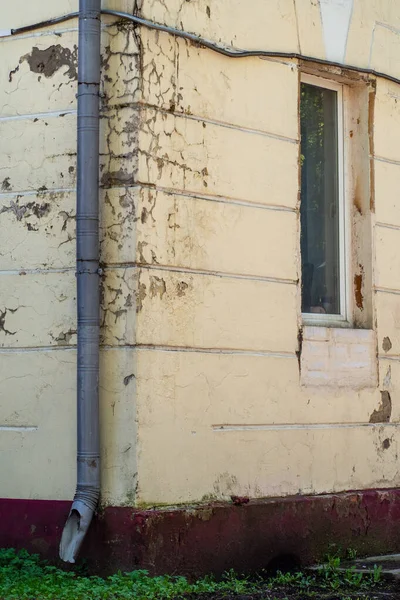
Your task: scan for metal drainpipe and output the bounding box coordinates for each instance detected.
[59,0,101,563]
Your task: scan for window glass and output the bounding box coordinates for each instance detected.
[300,82,341,315]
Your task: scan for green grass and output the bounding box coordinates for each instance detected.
[0,548,384,600]
[0,550,257,600]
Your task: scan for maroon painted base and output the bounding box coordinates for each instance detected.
[1,489,400,576]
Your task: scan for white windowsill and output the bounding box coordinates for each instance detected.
[302,313,350,328]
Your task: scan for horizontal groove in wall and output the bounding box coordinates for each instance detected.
[0,345,297,357]
[375,286,400,295]
[138,182,298,213]
[375,222,400,231]
[375,20,400,35]
[0,21,119,42]
[0,426,37,432]
[374,155,400,166]
[0,27,79,41]
[0,264,297,285]
[101,101,298,144]
[0,268,74,276]
[135,344,297,358]
[0,184,295,217]
[0,187,76,199]
[4,347,400,361]
[0,182,297,214]
[142,103,299,144]
[0,109,76,123]
[213,422,400,432]
[106,262,298,286]
[0,346,76,353]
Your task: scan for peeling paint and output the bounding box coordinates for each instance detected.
[101,169,135,187]
[369,392,392,423]
[149,276,166,299]
[0,200,51,223]
[382,337,392,353]
[123,374,135,386]
[3,0,400,522]
[176,281,188,297]
[21,45,78,80]
[51,329,77,346]
[136,282,147,313]
[383,365,392,389]
[0,308,17,336]
[1,177,11,191]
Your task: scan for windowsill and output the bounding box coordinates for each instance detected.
[302,313,350,328]
[300,326,377,388]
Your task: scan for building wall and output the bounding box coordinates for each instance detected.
[1,0,400,510]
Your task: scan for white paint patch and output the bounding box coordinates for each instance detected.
[320,0,354,63]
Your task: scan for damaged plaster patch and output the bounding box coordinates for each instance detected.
[382,337,392,353]
[21,45,78,80]
[176,281,188,297]
[1,178,11,191]
[0,200,51,230]
[383,365,392,389]
[149,276,166,299]
[370,391,392,423]
[123,373,135,386]
[0,308,18,336]
[51,329,77,345]
[136,281,147,313]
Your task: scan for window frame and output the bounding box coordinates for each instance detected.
[300,73,349,326]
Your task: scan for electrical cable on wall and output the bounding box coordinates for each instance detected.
[1,9,400,87]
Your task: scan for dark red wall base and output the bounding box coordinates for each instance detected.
[1,489,400,576]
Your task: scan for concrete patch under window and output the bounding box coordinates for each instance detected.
[301,326,377,388]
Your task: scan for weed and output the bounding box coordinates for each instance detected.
[317,554,382,591]
[0,549,261,600]
[0,548,385,600]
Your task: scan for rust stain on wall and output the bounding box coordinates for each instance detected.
[353,176,362,215]
[354,273,364,310]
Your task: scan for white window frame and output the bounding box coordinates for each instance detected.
[300,73,349,327]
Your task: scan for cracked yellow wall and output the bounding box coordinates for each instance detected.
[2,0,400,507]
[0,8,140,506]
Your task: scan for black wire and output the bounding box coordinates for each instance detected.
[10,8,400,87]
[11,12,79,35]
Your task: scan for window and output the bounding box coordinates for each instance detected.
[300,75,346,323]
[298,72,376,387]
